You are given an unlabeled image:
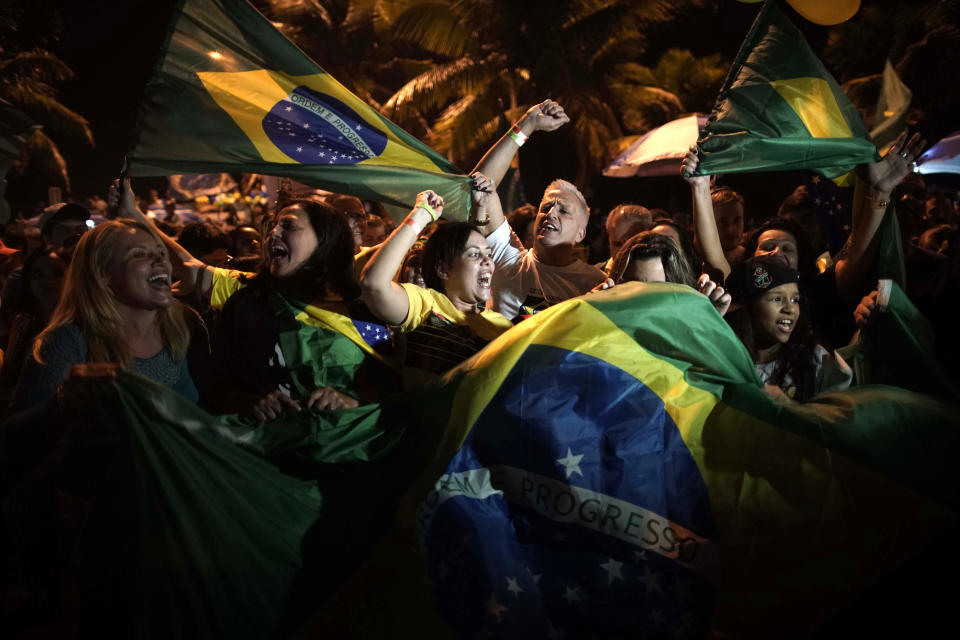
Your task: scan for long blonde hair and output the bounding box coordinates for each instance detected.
[34,219,190,366]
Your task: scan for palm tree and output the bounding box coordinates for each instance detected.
[255,0,427,110]
[369,0,717,186]
[607,48,727,148]
[0,49,94,198]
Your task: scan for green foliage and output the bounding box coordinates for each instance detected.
[256,0,730,183]
[0,48,93,202]
[371,0,717,182]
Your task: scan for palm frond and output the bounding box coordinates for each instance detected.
[263,0,333,29]
[0,82,94,146]
[556,92,623,178]
[430,79,527,164]
[387,2,475,58]
[0,50,74,85]
[343,0,379,31]
[562,0,620,29]
[24,128,70,191]
[382,55,500,124]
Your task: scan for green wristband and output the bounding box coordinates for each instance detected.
[418,201,439,222]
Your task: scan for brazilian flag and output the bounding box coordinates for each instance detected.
[127,0,471,218]
[694,0,880,183]
[404,283,958,638]
[14,285,957,637]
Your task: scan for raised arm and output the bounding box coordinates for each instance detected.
[360,191,443,325]
[111,177,217,298]
[835,131,925,298]
[473,100,570,186]
[682,146,730,278]
[469,172,505,238]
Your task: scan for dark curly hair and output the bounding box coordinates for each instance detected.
[245,197,360,301]
[734,276,819,401]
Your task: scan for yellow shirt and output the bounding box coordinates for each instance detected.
[398,283,512,339]
[396,284,512,383]
[209,267,252,309]
[211,248,380,309]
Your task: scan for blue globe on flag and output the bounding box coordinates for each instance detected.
[263,87,388,164]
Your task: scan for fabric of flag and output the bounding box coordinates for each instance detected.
[269,292,399,402]
[805,172,853,253]
[869,59,912,154]
[127,0,471,219]
[414,282,960,638]
[693,0,880,182]
[12,283,958,638]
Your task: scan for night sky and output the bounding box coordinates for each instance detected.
[15,1,956,218]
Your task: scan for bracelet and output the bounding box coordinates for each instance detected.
[416,201,439,222]
[509,124,528,147]
[404,216,424,236]
[867,197,890,209]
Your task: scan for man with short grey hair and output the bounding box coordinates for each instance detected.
[470,100,606,321]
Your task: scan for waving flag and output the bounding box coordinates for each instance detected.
[694,0,879,183]
[410,283,959,638]
[128,0,471,218]
[21,284,958,637]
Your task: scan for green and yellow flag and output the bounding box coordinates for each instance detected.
[694,0,880,182]
[128,0,471,217]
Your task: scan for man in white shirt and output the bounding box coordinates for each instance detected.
[471,100,607,321]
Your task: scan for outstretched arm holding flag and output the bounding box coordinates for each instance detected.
[836,131,924,298]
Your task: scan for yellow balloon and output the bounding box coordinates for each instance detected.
[785,0,860,25]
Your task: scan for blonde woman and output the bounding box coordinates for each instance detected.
[10,219,195,413]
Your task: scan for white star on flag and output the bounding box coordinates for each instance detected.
[303,123,309,128]
[600,557,624,584]
[296,146,302,152]
[641,566,662,595]
[561,585,581,604]
[556,448,584,478]
[284,105,292,112]
[506,576,523,596]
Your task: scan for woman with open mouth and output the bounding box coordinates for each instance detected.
[9,219,197,413]
[208,197,400,420]
[361,186,513,385]
[102,178,398,420]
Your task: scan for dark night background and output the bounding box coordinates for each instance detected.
[4,0,960,222]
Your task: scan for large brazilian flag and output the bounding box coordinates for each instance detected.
[694,0,880,182]
[407,283,958,638]
[17,285,957,637]
[127,0,471,218]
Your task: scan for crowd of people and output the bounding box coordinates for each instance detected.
[0,98,956,632]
